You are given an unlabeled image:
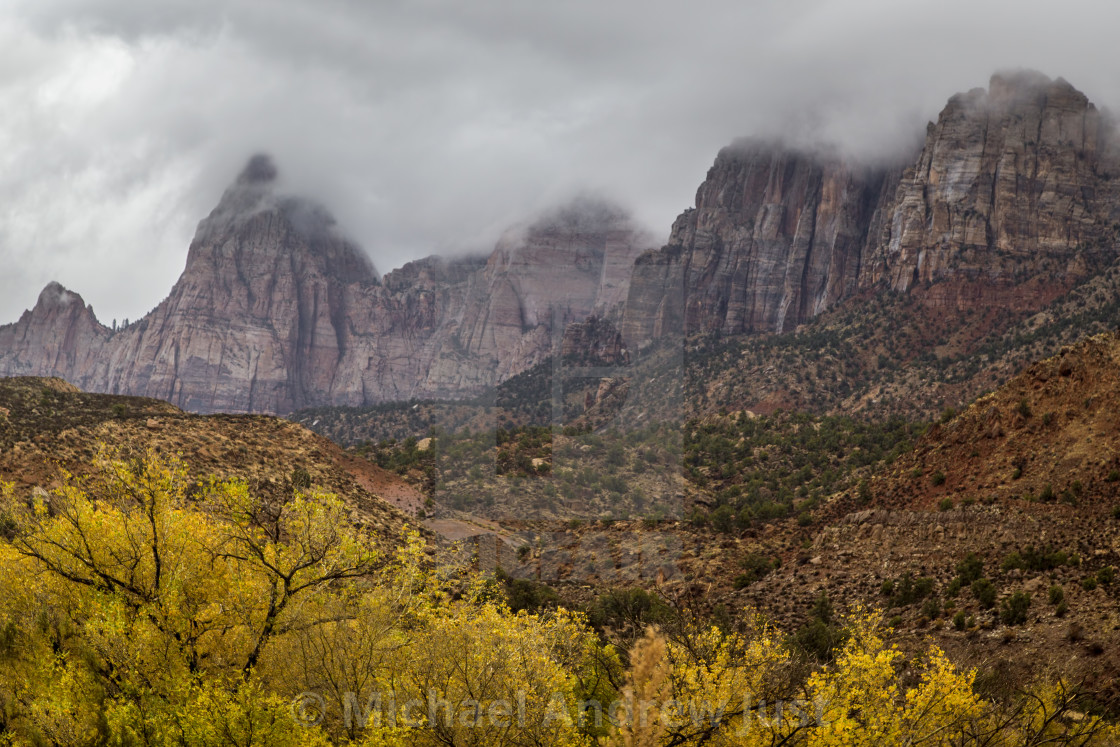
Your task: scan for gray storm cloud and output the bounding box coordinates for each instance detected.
[3,0,1120,323]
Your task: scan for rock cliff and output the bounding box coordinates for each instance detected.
[865,71,1120,293]
[6,72,1120,413]
[624,71,1120,346]
[624,141,892,341]
[0,158,654,413]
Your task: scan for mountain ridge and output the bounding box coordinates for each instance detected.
[4,71,1120,418]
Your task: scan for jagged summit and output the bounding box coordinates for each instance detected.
[987,69,1086,105]
[35,281,81,308]
[237,153,279,185]
[4,72,1120,416]
[189,154,378,280]
[529,195,633,235]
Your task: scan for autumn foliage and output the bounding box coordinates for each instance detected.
[0,452,1113,745]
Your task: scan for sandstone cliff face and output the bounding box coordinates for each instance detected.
[865,71,1120,293]
[624,72,1120,347]
[0,283,110,383]
[623,141,895,342]
[433,199,651,388]
[7,72,1120,413]
[0,158,654,413]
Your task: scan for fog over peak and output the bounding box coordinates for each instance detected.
[4,0,1120,323]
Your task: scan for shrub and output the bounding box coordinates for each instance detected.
[711,504,736,533]
[1017,398,1032,418]
[1109,469,1120,483]
[1097,566,1115,585]
[1081,577,1098,591]
[893,573,935,607]
[790,592,844,662]
[921,598,941,619]
[945,577,962,598]
[1056,600,1069,617]
[932,471,947,487]
[971,578,997,609]
[881,579,895,597]
[1000,591,1030,626]
[736,553,776,587]
[953,610,967,630]
[957,553,984,584]
[938,497,954,511]
[1048,585,1064,606]
[1039,484,1055,503]
[1001,546,1072,572]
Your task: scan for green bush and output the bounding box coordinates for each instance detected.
[892,573,935,607]
[938,497,954,511]
[971,578,997,609]
[1001,546,1072,573]
[711,504,736,533]
[1000,591,1031,626]
[789,592,846,662]
[1081,577,1098,591]
[735,553,776,588]
[932,471,947,487]
[1048,585,1065,606]
[1097,566,1115,585]
[953,610,967,630]
[956,553,984,584]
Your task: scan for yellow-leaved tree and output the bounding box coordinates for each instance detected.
[0,450,620,747]
[2,453,1117,746]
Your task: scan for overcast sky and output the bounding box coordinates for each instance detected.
[3,0,1120,324]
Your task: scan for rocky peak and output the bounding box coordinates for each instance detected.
[623,138,897,343]
[986,70,1086,108]
[865,70,1117,294]
[482,196,652,326]
[33,281,87,313]
[187,154,377,285]
[625,72,1120,349]
[237,153,279,185]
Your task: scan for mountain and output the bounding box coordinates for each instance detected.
[0,158,654,413]
[4,71,1120,419]
[624,71,1120,347]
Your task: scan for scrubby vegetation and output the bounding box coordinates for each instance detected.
[684,412,924,528]
[1,452,1116,745]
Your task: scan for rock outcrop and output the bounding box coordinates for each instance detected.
[865,71,1120,293]
[6,72,1120,413]
[0,158,655,413]
[624,142,893,341]
[625,71,1120,346]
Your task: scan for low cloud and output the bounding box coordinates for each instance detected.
[3,0,1120,322]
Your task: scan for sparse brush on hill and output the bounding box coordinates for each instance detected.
[1,451,1115,745]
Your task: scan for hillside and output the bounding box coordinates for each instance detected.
[0,377,421,548]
